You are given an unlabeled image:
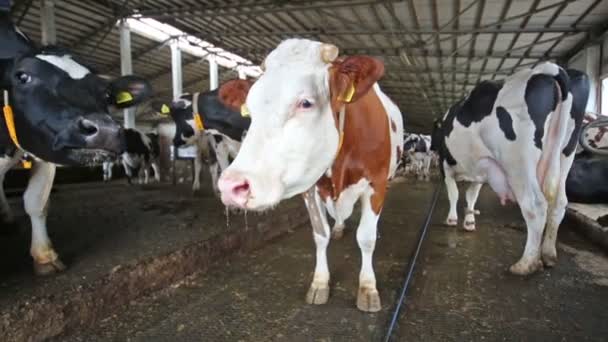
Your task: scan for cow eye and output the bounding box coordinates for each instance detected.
[297,99,314,109]
[15,72,32,84]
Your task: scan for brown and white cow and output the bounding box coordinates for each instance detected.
[217,39,403,312]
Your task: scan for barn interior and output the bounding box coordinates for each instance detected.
[1,1,608,341]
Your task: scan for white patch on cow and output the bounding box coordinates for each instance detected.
[375,84,404,178]
[36,54,91,79]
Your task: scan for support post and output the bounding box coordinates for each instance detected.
[171,40,183,100]
[120,19,135,129]
[40,0,56,45]
[209,58,219,90]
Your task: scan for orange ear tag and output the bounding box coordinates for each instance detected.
[338,83,356,103]
[194,113,205,131]
[3,104,20,148]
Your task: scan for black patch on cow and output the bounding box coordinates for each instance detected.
[456,80,503,128]
[496,106,516,141]
[431,116,457,169]
[562,69,589,156]
[525,74,559,149]
[414,139,427,153]
[566,155,608,204]
[213,134,223,144]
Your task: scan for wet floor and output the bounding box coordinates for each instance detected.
[58,179,608,342]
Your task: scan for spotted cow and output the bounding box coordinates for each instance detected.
[0,11,151,274]
[431,65,589,275]
[163,79,252,194]
[218,39,404,312]
[121,129,160,184]
[402,133,433,180]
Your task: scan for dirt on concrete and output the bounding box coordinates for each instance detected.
[55,179,608,342]
[0,180,309,341]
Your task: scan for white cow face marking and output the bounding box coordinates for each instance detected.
[219,39,385,210]
[36,54,91,79]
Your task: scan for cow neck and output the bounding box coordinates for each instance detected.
[192,92,205,132]
[2,89,20,148]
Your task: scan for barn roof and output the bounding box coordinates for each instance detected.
[12,0,608,131]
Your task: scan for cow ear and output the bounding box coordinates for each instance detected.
[330,56,384,104]
[218,79,253,114]
[107,75,153,108]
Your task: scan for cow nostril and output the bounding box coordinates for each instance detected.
[79,119,99,136]
[233,181,250,195]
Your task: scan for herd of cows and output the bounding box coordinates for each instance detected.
[1,12,607,312]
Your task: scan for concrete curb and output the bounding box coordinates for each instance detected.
[566,207,608,252]
[0,200,310,342]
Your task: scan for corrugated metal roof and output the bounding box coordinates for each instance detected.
[12,0,608,131]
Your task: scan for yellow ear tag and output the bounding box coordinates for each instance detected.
[116,91,133,104]
[22,160,32,169]
[3,104,20,148]
[338,83,356,103]
[194,113,205,131]
[240,104,250,117]
[160,104,171,115]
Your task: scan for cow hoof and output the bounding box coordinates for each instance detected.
[306,284,330,305]
[509,259,543,276]
[331,228,344,240]
[541,250,558,268]
[357,287,381,312]
[463,221,476,232]
[34,259,66,276]
[445,218,458,226]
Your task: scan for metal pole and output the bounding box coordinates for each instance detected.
[119,19,135,129]
[209,58,219,90]
[40,0,56,45]
[170,40,183,100]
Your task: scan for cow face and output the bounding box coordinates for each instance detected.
[4,48,151,165]
[166,95,196,147]
[218,39,384,210]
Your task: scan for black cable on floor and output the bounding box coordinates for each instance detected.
[383,182,442,342]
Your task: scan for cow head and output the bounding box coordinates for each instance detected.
[162,79,253,147]
[1,15,151,165]
[218,39,384,210]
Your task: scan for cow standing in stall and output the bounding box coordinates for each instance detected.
[121,129,160,184]
[163,79,252,195]
[218,39,403,312]
[403,133,433,180]
[431,65,589,275]
[0,12,151,274]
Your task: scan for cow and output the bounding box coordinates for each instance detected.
[565,150,608,203]
[162,79,252,194]
[402,133,433,180]
[217,39,404,312]
[121,129,160,184]
[431,65,589,275]
[0,11,152,274]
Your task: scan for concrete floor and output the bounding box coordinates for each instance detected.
[52,179,608,342]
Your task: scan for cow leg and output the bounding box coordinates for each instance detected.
[509,179,547,275]
[151,162,161,182]
[143,163,150,184]
[208,162,220,196]
[0,151,22,228]
[108,162,113,180]
[356,190,382,312]
[122,157,133,185]
[463,182,483,231]
[302,188,331,305]
[444,171,459,226]
[423,156,432,181]
[331,219,345,240]
[25,161,65,275]
[192,149,203,192]
[542,154,574,267]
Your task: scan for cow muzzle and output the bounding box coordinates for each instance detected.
[53,114,125,154]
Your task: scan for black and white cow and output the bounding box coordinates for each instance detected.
[431,64,589,275]
[121,129,160,184]
[402,133,433,180]
[0,11,152,274]
[565,150,608,203]
[163,79,251,194]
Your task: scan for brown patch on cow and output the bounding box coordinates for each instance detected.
[317,65,391,214]
[396,145,402,161]
[390,119,397,132]
[218,79,253,112]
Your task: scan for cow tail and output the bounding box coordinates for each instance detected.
[536,64,572,203]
